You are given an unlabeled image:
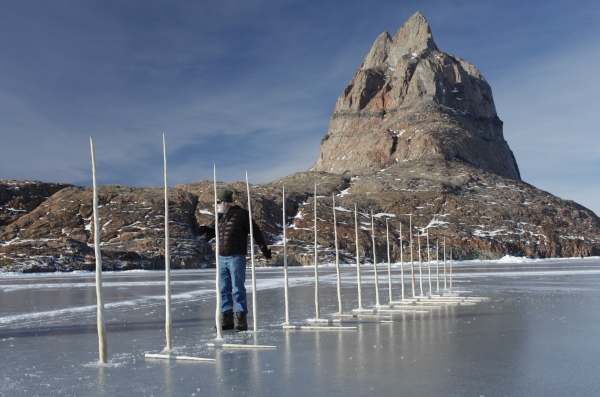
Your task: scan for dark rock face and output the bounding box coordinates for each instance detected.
[0,184,212,272]
[311,12,521,181]
[0,180,72,227]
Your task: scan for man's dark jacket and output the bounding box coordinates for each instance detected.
[201,205,270,258]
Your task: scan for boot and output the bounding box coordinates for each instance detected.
[221,312,234,331]
[234,312,248,332]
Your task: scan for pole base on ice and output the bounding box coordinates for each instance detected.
[375,308,431,314]
[389,300,451,307]
[306,318,342,324]
[352,307,431,314]
[417,295,489,303]
[375,303,436,311]
[331,313,393,323]
[282,325,357,331]
[393,300,476,307]
[417,297,486,303]
[144,353,215,362]
[207,341,277,349]
[331,313,392,320]
[352,308,379,314]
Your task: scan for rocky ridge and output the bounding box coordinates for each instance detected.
[1,161,599,273]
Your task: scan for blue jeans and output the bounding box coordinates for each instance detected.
[219,255,247,314]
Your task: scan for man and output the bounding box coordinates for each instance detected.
[199,189,271,332]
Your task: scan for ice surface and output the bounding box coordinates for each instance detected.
[2,258,600,396]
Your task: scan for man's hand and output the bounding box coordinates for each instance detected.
[261,246,272,260]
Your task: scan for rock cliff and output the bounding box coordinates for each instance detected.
[311,12,521,181]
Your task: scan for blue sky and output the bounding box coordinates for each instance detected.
[1,0,598,215]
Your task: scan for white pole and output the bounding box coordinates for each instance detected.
[443,237,447,290]
[246,172,258,332]
[163,134,172,350]
[399,221,405,301]
[213,166,223,340]
[409,214,415,298]
[436,238,440,293]
[450,246,453,290]
[427,231,432,295]
[418,232,423,296]
[283,186,290,325]
[355,205,363,309]
[371,211,380,307]
[333,194,342,314]
[386,218,392,304]
[90,136,107,364]
[313,184,320,319]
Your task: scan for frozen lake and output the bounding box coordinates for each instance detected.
[2,257,600,396]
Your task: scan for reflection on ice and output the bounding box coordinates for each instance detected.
[1,258,600,396]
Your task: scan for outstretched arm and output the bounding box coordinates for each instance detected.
[251,219,271,260]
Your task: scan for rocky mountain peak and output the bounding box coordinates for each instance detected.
[397,12,435,39]
[364,12,438,70]
[312,12,521,181]
[391,11,438,56]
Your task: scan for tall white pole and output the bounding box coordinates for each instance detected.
[313,184,320,319]
[213,166,223,340]
[427,231,432,295]
[386,218,392,304]
[443,237,447,290]
[333,194,342,314]
[399,221,405,301]
[409,214,415,298]
[283,186,290,325]
[246,172,258,332]
[371,211,380,307]
[418,232,423,296]
[450,246,453,290]
[163,134,172,350]
[436,238,440,293]
[355,205,363,309]
[90,136,107,364]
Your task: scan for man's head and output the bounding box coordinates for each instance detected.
[217,189,233,203]
[217,189,233,213]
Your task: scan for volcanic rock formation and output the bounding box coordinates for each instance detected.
[312,12,520,181]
